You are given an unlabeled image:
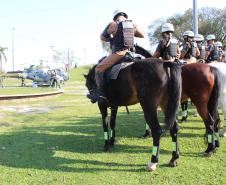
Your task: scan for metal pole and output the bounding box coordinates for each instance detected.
[11,27,15,71]
[193,0,198,36]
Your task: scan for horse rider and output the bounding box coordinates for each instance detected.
[142,23,180,138]
[153,23,181,61]
[205,34,222,63]
[194,34,206,63]
[215,41,224,62]
[179,31,200,122]
[180,30,200,64]
[88,10,145,104]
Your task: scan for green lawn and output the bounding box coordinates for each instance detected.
[0,66,225,185]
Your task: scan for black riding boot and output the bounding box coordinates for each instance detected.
[95,72,107,103]
[87,72,107,104]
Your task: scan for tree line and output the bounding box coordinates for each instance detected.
[148,7,226,45]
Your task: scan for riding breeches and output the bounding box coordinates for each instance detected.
[95,50,128,73]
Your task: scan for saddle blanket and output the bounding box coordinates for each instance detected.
[109,62,133,79]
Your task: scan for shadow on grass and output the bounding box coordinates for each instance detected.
[0,110,206,173]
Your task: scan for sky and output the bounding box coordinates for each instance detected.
[0,0,225,71]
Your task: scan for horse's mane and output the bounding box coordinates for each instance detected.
[87,64,96,79]
[135,44,152,58]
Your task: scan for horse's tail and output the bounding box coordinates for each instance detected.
[208,66,221,118]
[164,62,182,129]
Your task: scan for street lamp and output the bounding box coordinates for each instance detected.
[11,27,15,71]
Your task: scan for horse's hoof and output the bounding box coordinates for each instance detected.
[146,162,158,171]
[215,141,220,148]
[109,144,114,149]
[103,145,110,152]
[203,151,213,157]
[220,131,226,137]
[169,160,178,167]
[180,116,187,123]
[141,130,152,139]
[109,139,116,147]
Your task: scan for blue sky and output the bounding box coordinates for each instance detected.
[0,0,225,70]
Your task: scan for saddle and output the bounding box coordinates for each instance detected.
[105,52,144,81]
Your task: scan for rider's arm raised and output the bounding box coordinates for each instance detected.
[134,24,145,38]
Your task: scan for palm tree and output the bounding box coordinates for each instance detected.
[0,47,7,73]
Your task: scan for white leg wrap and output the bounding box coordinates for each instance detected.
[146,161,158,171]
[222,127,226,137]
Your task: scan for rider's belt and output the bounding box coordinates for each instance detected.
[112,46,131,53]
[164,55,176,61]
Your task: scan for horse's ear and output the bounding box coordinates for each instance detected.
[83,74,88,79]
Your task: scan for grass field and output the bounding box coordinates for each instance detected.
[0,66,225,185]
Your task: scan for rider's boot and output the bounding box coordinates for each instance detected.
[87,72,107,104]
[95,72,107,104]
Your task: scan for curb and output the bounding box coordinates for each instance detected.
[0,89,64,101]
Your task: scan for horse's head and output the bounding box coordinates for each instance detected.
[84,57,107,101]
[84,65,97,102]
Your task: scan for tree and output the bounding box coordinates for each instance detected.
[52,48,76,68]
[148,7,226,45]
[0,47,7,72]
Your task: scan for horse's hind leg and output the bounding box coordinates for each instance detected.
[169,121,179,167]
[109,106,118,147]
[141,102,161,171]
[221,97,226,137]
[196,105,216,156]
[98,103,109,151]
[213,110,221,148]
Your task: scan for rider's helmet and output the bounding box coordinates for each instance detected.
[113,10,128,21]
[183,30,195,38]
[215,41,223,47]
[206,34,216,41]
[194,34,204,42]
[161,23,174,33]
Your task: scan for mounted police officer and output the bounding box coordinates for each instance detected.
[180,30,200,63]
[88,10,144,104]
[215,41,224,62]
[153,23,180,61]
[194,34,206,62]
[179,31,200,122]
[205,34,222,63]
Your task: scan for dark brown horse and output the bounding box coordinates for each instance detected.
[85,58,182,171]
[136,47,221,156]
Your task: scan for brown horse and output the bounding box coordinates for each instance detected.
[136,47,221,156]
[85,58,182,171]
[181,63,221,155]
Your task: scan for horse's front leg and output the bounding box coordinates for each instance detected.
[141,103,161,171]
[98,103,109,152]
[109,106,118,147]
[169,121,179,167]
[147,123,162,171]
